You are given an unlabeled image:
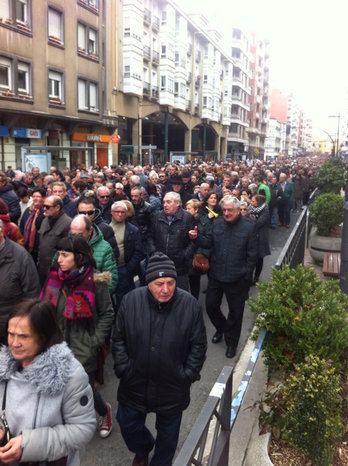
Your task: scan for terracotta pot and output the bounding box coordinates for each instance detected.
[309,228,342,264]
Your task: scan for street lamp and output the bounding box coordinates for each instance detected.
[328,113,340,157]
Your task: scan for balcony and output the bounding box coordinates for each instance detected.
[143,45,151,61]
[195,50,201,63]
[151,85,159,100]
[152,50,159,65]
[143,82,150,96]
[195,75,200,87]
[194,104,200,115]
[187,72,192,84]
[186,100,191,112]
[187,43,192,56]
[152,16,159,32]
[144,8,151,25]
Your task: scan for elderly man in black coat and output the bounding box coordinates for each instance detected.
[189,195,258,358]
[113,252,206,466]
[147,191,195,291]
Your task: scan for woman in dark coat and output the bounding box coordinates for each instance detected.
[20,187,45,263]
[248,194,270,284]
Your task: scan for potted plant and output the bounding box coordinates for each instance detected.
[249,265,348,466]
[309,192,344,263]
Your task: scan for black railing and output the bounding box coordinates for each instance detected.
[275,207,307,270]
[173,367,233,466]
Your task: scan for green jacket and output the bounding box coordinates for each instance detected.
[258,182,271,204]
[55,271,114,374]
[89,225,118,294]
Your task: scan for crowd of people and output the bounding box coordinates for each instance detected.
[0,155,321,465]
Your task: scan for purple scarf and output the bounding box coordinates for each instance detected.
[40,265,95,320]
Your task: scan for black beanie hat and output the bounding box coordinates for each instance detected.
[146,252,177,284]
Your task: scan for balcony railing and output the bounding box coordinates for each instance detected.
[152,50,159,65]
[194,104,200,115]
[143,45,151,61]
[195,76,200,87]
[151,85,159,100]
[152,16,159,32]
[144,8,151,25]
[187,72,192,84]
[143,82,150,96]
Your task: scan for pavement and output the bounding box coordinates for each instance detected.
[81,211,304,466]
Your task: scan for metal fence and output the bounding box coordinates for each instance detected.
[173,367,233,466]
[275,189,317,270]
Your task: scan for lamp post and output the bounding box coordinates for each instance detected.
[328,113,340,156]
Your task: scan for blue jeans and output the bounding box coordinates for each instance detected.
[116,403,182,466]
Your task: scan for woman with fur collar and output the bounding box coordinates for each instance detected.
[40,236,114,439]
[0,299,96,465]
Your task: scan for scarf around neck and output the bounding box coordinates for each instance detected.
[248,203,266,218]
[40,265,95,320]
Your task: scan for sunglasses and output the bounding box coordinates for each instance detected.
[79,210,95,216]
[43,204,55,209]
[100,195,110,199]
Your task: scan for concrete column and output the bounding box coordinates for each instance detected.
[184,126,191,156]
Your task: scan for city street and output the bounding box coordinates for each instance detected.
[82,213,300,466]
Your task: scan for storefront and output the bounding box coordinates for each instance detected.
[72,133,111,169]
[12,127,44,168]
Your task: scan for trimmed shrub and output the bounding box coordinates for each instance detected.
[310,192,344,236]
[311,158,346,194]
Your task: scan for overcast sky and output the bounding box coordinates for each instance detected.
[175,0,347,137]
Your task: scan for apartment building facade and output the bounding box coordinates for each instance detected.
[0,0,119,170]
[247,33,269,159]
[227,27,250,158]
[114,0,233,164]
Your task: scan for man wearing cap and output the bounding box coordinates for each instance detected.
[113,252,207,466]
[181,171,195,194]
[169,175,192,207]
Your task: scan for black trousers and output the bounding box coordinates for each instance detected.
[205,276,249,348]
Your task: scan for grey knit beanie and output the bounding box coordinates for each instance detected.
[146,252,177,284]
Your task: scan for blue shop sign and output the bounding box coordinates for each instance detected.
[12,127,43,139]
[0,126,9,137]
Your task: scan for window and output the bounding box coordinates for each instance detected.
[161,45,166,59]
[48,8,63,44]
[77,23,98,57]
[161,10,166,25]
[17,62,29,93]
[0,57,11,90]
[78,0,99,11]
[78,79,98,112]
[48,70,63,101]
[15,0,27,23]
[0,0,31,28]
[168,77,174,94]
[160,75,166,91]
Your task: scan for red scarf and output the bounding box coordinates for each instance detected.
[40,266,95,320]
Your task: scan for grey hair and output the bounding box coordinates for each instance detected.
[115,182,124,190]
[111,201,128,212]
[97,186,110,195]
[220,195,240,209]
[130,175,140,185]
[164,191,181,205]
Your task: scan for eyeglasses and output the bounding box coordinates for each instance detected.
[79,210,95,216]
[43,204,55,209]
[100,195,110,199]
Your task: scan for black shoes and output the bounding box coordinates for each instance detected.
[212,331,223,344]
[225,346,237,358]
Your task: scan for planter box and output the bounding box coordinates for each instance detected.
[309,227,342,264]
